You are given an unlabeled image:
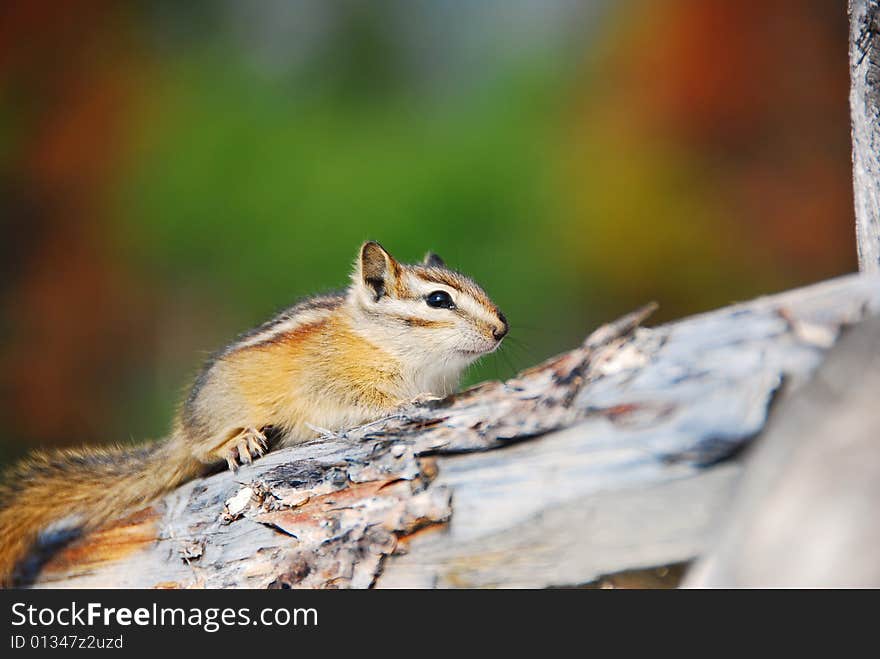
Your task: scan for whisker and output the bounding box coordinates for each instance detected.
[503,336,533,352]
[499,339,531,363]
[497,344,520,376]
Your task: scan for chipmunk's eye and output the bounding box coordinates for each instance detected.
[426,290,455,309]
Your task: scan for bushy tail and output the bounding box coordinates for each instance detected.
[0,441,200,587]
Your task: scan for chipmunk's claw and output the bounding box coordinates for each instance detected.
[217,427,268,472]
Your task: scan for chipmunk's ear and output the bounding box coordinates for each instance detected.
[358,241,400,300]
[422,251,446,268]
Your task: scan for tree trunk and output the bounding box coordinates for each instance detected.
[850,0,880,273]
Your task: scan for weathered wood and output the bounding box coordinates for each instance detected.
[684,317,880,587]
[850,0,880,272]
[23,274,880,589]
[377,276,879,588]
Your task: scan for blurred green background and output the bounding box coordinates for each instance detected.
[0,0,858,464]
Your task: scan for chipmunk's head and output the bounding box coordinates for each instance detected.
[348,241,508,385]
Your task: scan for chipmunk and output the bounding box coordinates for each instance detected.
[0,241,508,586]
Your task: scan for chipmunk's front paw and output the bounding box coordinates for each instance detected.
[215,427,268,472]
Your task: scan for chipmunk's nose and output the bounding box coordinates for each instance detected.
[492,311,509,341]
